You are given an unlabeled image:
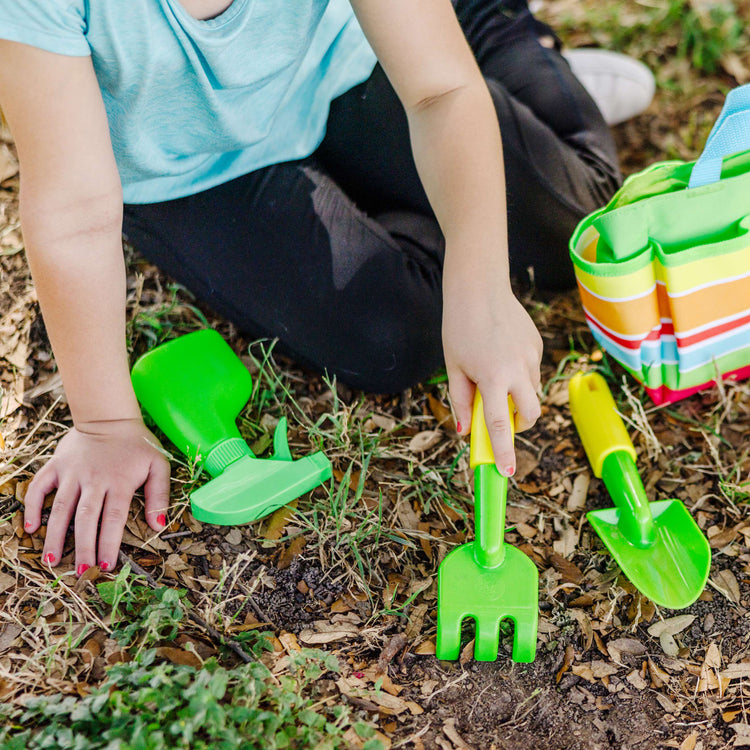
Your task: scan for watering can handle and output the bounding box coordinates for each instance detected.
[568,372,637,477]
[689,84,750,188]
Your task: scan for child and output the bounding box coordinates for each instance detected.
[0,0,650,575]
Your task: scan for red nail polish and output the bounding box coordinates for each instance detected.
[43,552,55,565]
[24,521,32,531]
[100,561,109,571]
[456,421,462,433]
[157,514,166,527]
[77,563,90,576]
[505,466,515,477]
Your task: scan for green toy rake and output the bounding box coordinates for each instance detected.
[436,392,538,662]
[131,329,331,525]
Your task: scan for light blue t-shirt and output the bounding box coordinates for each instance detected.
[0,0,377,203]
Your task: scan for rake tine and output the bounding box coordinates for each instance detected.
[510,615,538,663]
[436,611,463,661]
[474,617,502,662]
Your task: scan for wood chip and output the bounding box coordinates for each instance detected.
[443,718,474,750]
[721,663,750,681]
[626,669,649,690]
[224,528,243,546]
[567,472,590,512]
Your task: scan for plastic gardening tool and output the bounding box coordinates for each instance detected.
[131,329,331,525]
[568,372,711,609]
[436,392,538,663]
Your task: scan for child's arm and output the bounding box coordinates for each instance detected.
[350,0,543,473]
[0,41,170,572]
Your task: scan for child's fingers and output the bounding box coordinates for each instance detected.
[73,489,106,576]
[447,368,475,436]
[23,465,58,533]
[143,457,171,531]
[481,385,516,477]
[97,490,132,572]
[511,378,542,433]
[42,479,80,568]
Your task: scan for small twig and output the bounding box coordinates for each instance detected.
[160,530,193,541]
[234,577,276,627]
[118,550,254,663]
[425,670,470,705]
[393,721,431,748]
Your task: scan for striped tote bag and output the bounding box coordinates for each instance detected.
[570,85,750,405]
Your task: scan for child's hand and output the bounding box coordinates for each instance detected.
[443,279,543,476]
[23,419,170,576]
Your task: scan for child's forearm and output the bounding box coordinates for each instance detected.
[21,191,141,427]
[405,81,510,289]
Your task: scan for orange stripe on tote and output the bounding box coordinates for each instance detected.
[577,282,661,336]
[668,274,750,332]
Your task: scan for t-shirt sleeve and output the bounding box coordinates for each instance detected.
[0,1,89,57]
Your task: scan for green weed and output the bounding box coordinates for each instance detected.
[0,567,383,750]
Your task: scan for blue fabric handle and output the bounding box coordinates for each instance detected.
[689,83,750,188]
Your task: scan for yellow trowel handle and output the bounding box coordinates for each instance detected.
[469,390,515,469]
[568,372,637,478]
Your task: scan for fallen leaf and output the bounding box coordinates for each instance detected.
[263,502,297,540]
[711,569,741,604]
[409,430,442,453]
[647,615,695,638]
[659,632,679,657]
[298,627,359,645]
[154,647,202,668]
[0,624,22,653]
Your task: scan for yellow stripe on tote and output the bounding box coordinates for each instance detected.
[658,246,750,295]
[574,263,657,300]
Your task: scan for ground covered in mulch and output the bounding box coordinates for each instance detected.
[2,2,750,748]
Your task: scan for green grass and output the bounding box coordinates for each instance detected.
[0,565,383,750]
[549,0,746,74]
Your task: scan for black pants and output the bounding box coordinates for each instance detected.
[123,0,621,393]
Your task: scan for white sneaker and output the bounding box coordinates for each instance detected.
[563,48,656,126]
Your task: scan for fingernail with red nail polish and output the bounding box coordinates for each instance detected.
[456,421,462,433]
[43,552,55,565]
[24,521,33,531]
[77,564,90,576]
[505,466,515,477]
[157,514,166,527]
[100,561,109,571]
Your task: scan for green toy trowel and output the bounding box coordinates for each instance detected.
[569,372,711,609]
[131,329,331,525]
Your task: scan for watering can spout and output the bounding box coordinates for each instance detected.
[190,449,332,525]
